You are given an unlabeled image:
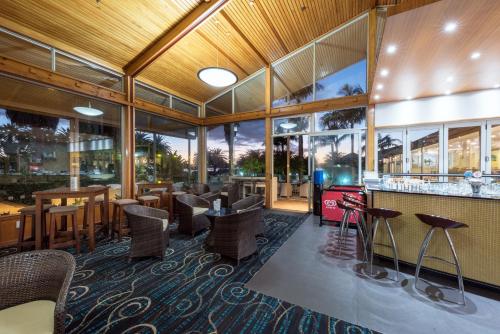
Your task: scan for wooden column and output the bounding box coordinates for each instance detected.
[199,126,207,184]
[366,8,378,171]
[264,66,273,208]
[122,75,135,198]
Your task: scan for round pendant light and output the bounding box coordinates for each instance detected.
[198,67,237,88]
[280,122,298,130]
[73,102,103,116]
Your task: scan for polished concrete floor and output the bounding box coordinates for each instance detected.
[247,214,500,334]
[272,198,309,212]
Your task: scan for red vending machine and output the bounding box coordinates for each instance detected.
[320,185,366,226]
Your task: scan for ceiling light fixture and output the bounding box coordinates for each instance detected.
[406,96,413,100]
[380,69,389,77]
[248,0,255,6]
[387,45,397,54]
[444,21,457,33]
[446,76,454,83]
[470,51,481,60]
[198,15,238,88]
[445,90,452,95]
[374,95,380,100]
[376,84,384,90]
[280,122,297,130]
[73,102,103,116]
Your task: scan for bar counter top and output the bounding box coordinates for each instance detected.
[365,184,500,200]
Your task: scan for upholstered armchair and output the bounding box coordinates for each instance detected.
[176,194,210,236]
[190,183,210,196]
[0,250,76,334]
[212,208,259,264]
[220,183,240,208]
[231,194,265,235]
[123,204,169,260]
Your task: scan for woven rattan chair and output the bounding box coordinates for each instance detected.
[123,205,169,260]
[231,194,265,235]
[212,208,259,265]
[0,250,76,334]
[190,183,210,196]
[176,194,210,236]
[199,190,220,206]
[220,183,240,208]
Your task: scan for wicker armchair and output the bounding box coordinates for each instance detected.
[220,183,240,208]
[231,194,265,235]
[176,194,210,236]
[0,250,76,334]
[199,190,220,206]
[190,183,210,196]
[123,205,169,260]
[212,208,259,264]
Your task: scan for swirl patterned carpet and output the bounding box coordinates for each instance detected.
[4,211,379,334]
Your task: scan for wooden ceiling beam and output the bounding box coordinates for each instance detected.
[386,0,442,16]
[219,11,268,65]
[124,0,231,77]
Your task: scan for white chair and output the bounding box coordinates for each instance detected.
[280,183,292,198]
[299,182,310,198]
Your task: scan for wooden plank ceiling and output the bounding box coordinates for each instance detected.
[0,0,417,103]
[372,0,500,104]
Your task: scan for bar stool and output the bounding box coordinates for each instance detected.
[336,200,369,261]
[48,206,80,254]
[414,213,468,305]
[343,194,369,251]
[83,194,106,237]
[112,198,139,241]
[17,204,52,251]
[366,207,402,280]
[138,195,160,208]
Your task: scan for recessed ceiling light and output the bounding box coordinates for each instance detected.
[446,76,454,83]
[387,45,397,54]
[494,83,500,89]
[406,96,413,100]
[376,84,384,90]
[470,51,481,60]
[445,90,452,95]
[374,95,380,100]
[380,69,389,77]
[444,21,457,33]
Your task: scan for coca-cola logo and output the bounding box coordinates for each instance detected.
[324,200,337,208]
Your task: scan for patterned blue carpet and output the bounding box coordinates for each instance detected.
[4,211,379,333]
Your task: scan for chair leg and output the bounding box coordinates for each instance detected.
[370,218,380,275]
[444,229,466,305]
[111,204,118,240]
[83,202,88,231]
[72,213,81,255]
[17,214,26,252]
[355,213,368,263]
[118,207,123,241]
[384,218,400,281]
[415,227,435,287]
[49,213,56,249]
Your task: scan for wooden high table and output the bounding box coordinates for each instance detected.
[136,182,173,217]
[33,186,109,252]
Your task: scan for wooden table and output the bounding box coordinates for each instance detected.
[33,186,109,251]
[136,182,173,217]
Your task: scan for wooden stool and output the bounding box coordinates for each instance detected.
[48,206,80,254]
[138,195,160,208]
[112,199,139,241]
[83,195,106,236]
[17,204,52,251]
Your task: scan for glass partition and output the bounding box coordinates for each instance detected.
[315,107,366,131]
[135,82,171,108]
[408,128,440,176]
[0,29,51,69]
[172,97,199,117]
[206,91,232,117]
[491,124,500,175]
[207,125,230,189]
[273,116,311,135]
[377,131,404,174]
[234,72,266,113]
[135,110,198,184]
[447,125,481,174]
[233,120,265,176]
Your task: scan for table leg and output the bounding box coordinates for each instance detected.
[88,195,96,251]
[35,196,43,249]
[61,197,67,231]
[103,189,109,237]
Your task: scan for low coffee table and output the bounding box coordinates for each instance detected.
[204,208,233,248]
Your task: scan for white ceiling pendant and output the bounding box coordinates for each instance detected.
[280,122,297,130]
[73,102,103,116]
[198,67,237,87]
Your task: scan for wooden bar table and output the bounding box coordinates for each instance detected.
[33,186,109,251]
[136,182,173,215]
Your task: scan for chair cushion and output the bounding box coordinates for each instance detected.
[18,204,52,214]
[48,206,78,214]
[113,199,139,205]
[172,191,186,196]
[150,188,167,193]
[138,195,159,201]
[192,207,208,216]
[220,192,228,196]
[162,219,169,231]
[0,300,55,334]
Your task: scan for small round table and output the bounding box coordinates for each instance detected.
[204,208,233,248]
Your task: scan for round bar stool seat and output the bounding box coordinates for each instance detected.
[17,204,52,251]
[366,207,402,280]
[112,199,139,241]
[414,213,468,305]
[138,195,160,208]
[48,206,80,254]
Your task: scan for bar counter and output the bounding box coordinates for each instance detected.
[365,184,500,287]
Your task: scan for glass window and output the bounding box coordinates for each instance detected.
[377,131,404,174]
[206,91,232,117]
[56,52,122,91]
[273,135,309,184]
[315,17,367,101]
[491,124,500,175]
[273,116,310,135]
[315,107,366,131]
[207,125,230,189]
[135,110,198,184]
[233,120,265,177]
[0,30,52,69]
[135,82,171,108]
[234,72,266,113]
[172,97,199,117]
[0,75,122,214]
[408,129,439,177]
[272,46,314,107]
[448,126,481,174]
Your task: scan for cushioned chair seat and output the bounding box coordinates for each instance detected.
[48,205,78,214]
[162,218,169,231]
[18,204,52,213]
[138,195,160,201]
[84,195,104,203]
[0,300,55,334]
[113,199,139,205]
[172,191,187,196]
[192,206,208,216]
[220,192,228,196]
